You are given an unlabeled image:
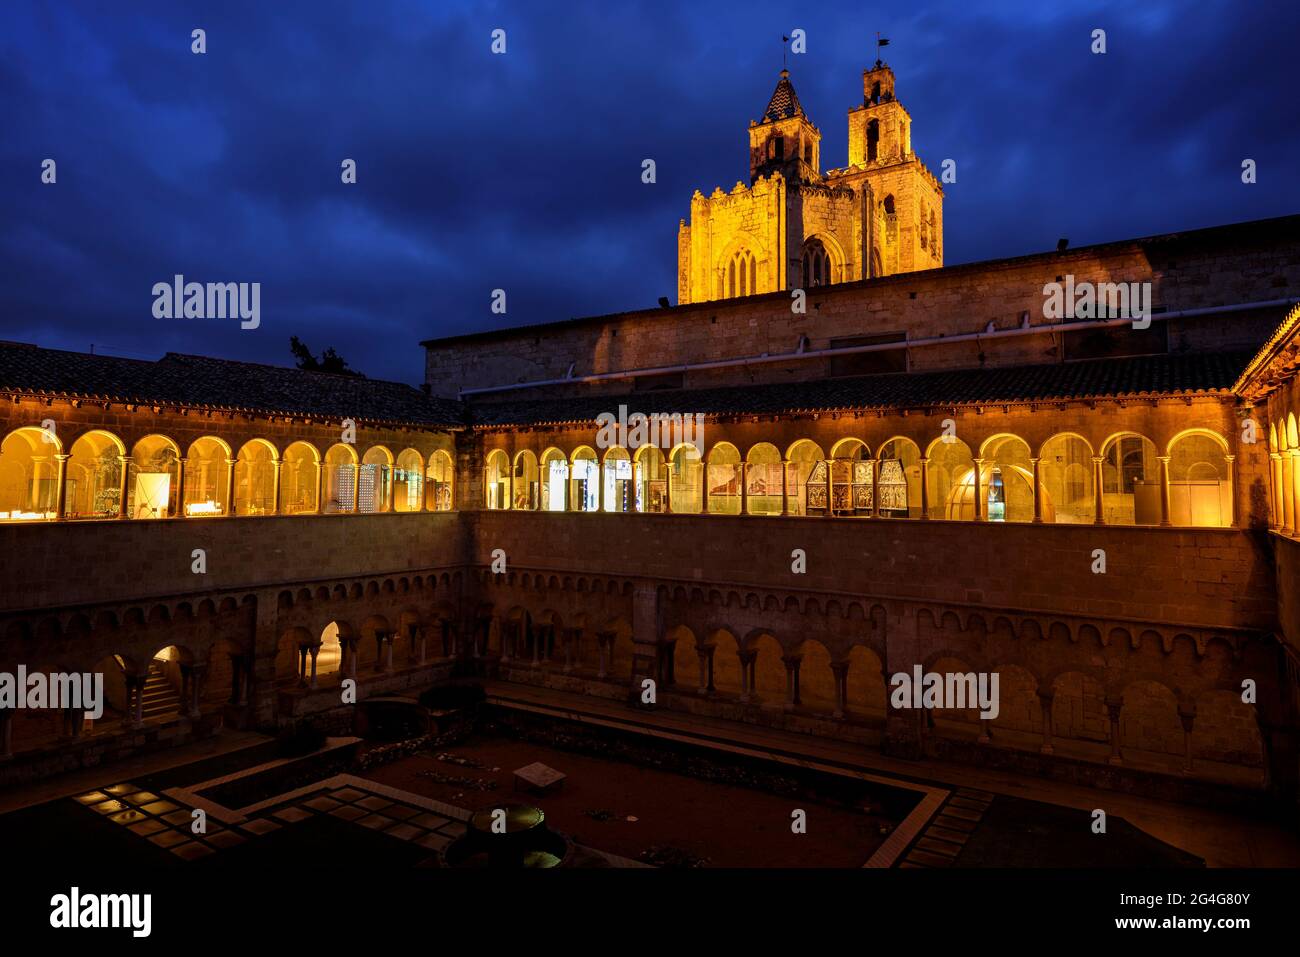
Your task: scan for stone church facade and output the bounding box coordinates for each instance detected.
[677,60,943,304]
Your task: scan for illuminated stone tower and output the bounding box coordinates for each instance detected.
[677,58,942,304]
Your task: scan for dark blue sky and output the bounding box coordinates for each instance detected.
[2,0,1297,384]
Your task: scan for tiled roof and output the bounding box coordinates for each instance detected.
[0,343,465,427]
[763,69,804,121]
[1233,302,1300,402]
[468,351,1249,428]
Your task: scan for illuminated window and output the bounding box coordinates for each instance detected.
[669,443,703,513]
[634,444,666,513]
[706,442,741,515]
[425,449,454,511]
[484,449,509,510]
[570,447,599,512]
[0,426,59,521]
[360,446,393,513]
[128,435,181,519]
[279,441,320,515]
[540,448,568,511]
[184,436,230,517]
[234,439,278,516]
[745,442,783,516]
[65,430,124,520]
[603,447,633,512]
[323,443,358,513]
[394,448,424,512]
[513,450,539,510]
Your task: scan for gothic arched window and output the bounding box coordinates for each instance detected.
[867,119,879,162]
[726,249,757,298]
[801,239,831,288]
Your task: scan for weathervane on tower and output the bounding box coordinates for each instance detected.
[875,32,890,67]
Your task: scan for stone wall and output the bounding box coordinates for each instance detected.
[423,215,1300,398]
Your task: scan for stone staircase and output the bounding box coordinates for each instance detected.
[141,660,183,720]
[898,787,995,868]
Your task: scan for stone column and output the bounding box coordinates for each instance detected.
[1225,454,1237,527]
[417,626,427,665]
[780,459,790,516]
[1290,449,1300,535]
[782,656,801,709]
[1179,709,1196,775]
[297,646,309,687]
[830,662,848,719]
[117,454,130,519]
[1030,457,1042,523]
[500,620,512,663]
[384,633,394,671]
[0,709,12,758]
[54,453,69,519]
[1283,452,1295,533]
[351,463,361,513]
[919,457,930,519]
[1157,455,1172,527]
[1092,456,1105,524]
[314,460,324,514]
[225,458,238,516]
[189,665,206,718]
[531,624,541,666]
[130,676,145,727]
[309,645,319,689]
[228,654,242,705]
[347,639,358,683]
[739,461,748,515]
[271,460,282,515]
[562,627,576,673]
[699,460,708,513]
[824,459,833,518]
[1269,452,1283,529]
[1105,697,1123,765]
[738,650,754,702]
[869,458,879,518]
[1037,690,1054,755]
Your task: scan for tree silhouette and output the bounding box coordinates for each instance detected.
[289,336,364,377]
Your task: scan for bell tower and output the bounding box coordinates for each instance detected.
[848,61,911,166]
[748,69,821,185]
[844,58,943,276]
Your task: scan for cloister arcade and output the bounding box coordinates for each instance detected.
[472,571,1271,785]
[0,571,463,758]
[479,427,1239,528]
[0,425,455,522]
[1267,410,1300,536]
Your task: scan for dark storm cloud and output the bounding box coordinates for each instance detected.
[0,0,1296,383]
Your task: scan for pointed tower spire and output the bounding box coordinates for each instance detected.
[763,68,804,122]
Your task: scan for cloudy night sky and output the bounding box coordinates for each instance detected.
[1,0,1297,385]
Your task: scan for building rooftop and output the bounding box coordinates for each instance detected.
[467,350,1250,428]
[0,342,466,428]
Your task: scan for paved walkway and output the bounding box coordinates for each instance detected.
[0,730,268,816]
[483,681,1300,868]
